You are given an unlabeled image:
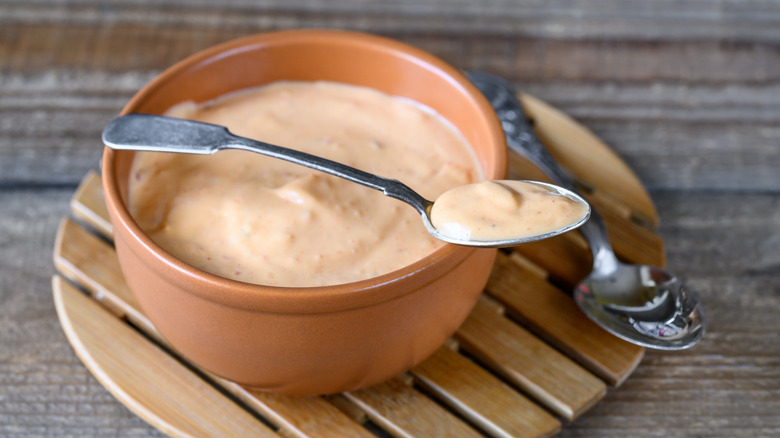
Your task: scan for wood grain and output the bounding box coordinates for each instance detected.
[54,218,147,329]
[4,0,780,42]
[518,93,658,227]
[2,0,780,436]
[226,390,372,438]
[456,298,606,420]
[345,376,482,438]
[55,172,599,438]
[60,180,380,435]
[52,276,277,438]
[2,2,780,191]
[486,252,645,387]
[50,83,659,435]
[2,184,780,437]
[71,171,112,236]
[411,347,561,438]
[53,217,376,438]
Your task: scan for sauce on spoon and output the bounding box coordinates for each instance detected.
[430,180,589,243]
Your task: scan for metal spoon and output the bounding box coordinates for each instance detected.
[468,71,705,349]
[102,113,590,249]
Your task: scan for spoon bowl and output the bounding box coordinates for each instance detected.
[576,261,705,349]
[103,113,590,248]
[468,70,705,350]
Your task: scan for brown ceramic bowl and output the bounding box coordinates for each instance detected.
[102,29,507,395]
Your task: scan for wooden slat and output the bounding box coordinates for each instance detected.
[228,391,373,438]
[54,218,371,438]
[588,191,666,267]
[510,233,591,288]
[71,171,113,236]
[512,193,666,286]
[486,252,644,386]
[324,395,369,425]
[504,104,666,283]
[456,298,606,420]
[52,276,277,438]
[411,347,561,438]
[519,93,658,227]
[345,376,481,438]
[54,218,146,328]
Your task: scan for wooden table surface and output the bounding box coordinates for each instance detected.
[2,1,779,436]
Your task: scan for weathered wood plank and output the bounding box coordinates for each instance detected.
[557,326,780,438]
[5,24,780,87]
[4,0,780,42]
[653,190,780,278]
[2,20,779,191]
[4,77,778,191]
[0,188,165,437]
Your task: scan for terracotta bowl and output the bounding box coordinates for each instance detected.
[102,29,507,395]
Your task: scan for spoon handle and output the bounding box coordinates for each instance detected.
[467,71,618,268]
[102,114,432,215]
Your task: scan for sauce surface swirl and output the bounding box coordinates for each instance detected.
[128,81,479,287]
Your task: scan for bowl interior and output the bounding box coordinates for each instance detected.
[106,30,507,305]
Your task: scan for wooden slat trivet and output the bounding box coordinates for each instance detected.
[485,253,643,387]
[455,298,606,419]
[52,276,276,437]
[53,93,663,437]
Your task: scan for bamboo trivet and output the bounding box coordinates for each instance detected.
[53,94,661,438]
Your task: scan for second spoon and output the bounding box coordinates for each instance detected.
[468,70,705,349]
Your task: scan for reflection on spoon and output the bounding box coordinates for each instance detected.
[468,70,705,349]
[103,113,590,248]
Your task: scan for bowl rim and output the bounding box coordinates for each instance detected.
[102,29,507,313]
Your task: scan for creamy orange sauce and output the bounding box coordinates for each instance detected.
[429,180,588,242]
[128,81,479,287]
